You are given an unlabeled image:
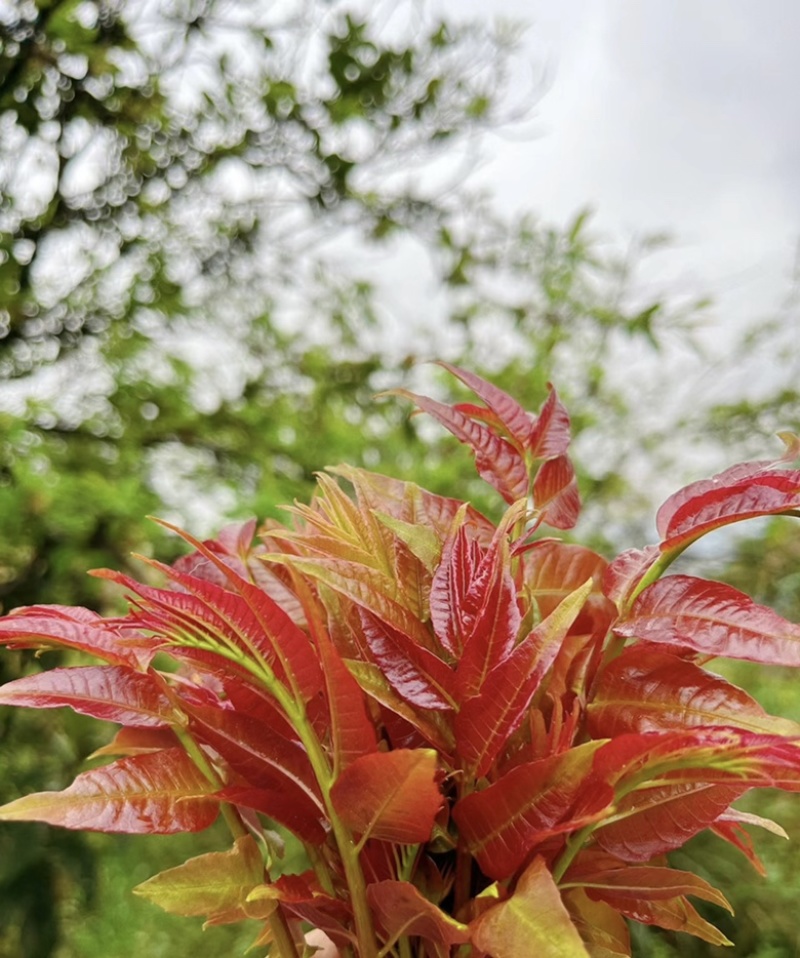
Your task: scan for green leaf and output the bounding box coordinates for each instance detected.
[133,835,268,924]
[470,857,590,957]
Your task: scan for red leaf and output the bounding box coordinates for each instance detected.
[587,646,800,738]
[656,467,800,551]
[429,509,482,658]
[469,857,590,958]
[359,609,456,711]
[533,454,580,530]
[455,579,592,777]
[453,742,611,879]
[390,388,529,503]
[0,749,219,833]
[0,665,174,727]
[100,565,323,703]
[454,521,522,702]
[602,546,660,609]
[146,523,324,701]
[367,881,469,947]
[528,385,572,459]
[330,748,443,844]
[184,704,326,842]
[435,361,534,449]
[523,540,613,631]
[0,605,151,668]
[616,574,800,666]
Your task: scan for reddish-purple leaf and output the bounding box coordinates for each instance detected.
[359,609,456,711]
[453,742,611,879]
[455,579,592,777]
[435,361,534,449]
[532,454,580,530]
[616,574,800,666]
[330,748,443,844]
[367,881,469,947]
[0,665,174,727]
[470,857,590,958]
[656,468,800,551]
[587,645,800,738]
[0,749,219,833]
[0,605,152,668]
[215,786,327,845]
[528,385,572,459]
[390,388,529,503]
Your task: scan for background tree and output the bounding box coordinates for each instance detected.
[2,2,795,956]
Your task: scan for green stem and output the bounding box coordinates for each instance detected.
[173,726,301,958]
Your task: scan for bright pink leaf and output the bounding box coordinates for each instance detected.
[0,665,174,727]
[330,748,443,844]
[0,749,219,833]
[656,468,800,551]
[602,546,660,608]
[616,574,800,666]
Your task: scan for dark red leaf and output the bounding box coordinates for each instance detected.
[455,580,592,777]
[616,574,800,666]
[429,510,482,658]
[0,665,174,727]
[359,609,456,711]
[454,522,522,702]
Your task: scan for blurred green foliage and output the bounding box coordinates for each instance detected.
[1,1,798,956]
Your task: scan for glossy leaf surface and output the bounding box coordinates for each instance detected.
[0,749,219,833]
[470,857,590,958]
[616,574,800,665]
[0,665,174,727]
[330,748,443,844]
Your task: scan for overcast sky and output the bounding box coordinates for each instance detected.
[425,0,800,409]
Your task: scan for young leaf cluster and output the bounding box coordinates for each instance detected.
[1,365,800,957]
